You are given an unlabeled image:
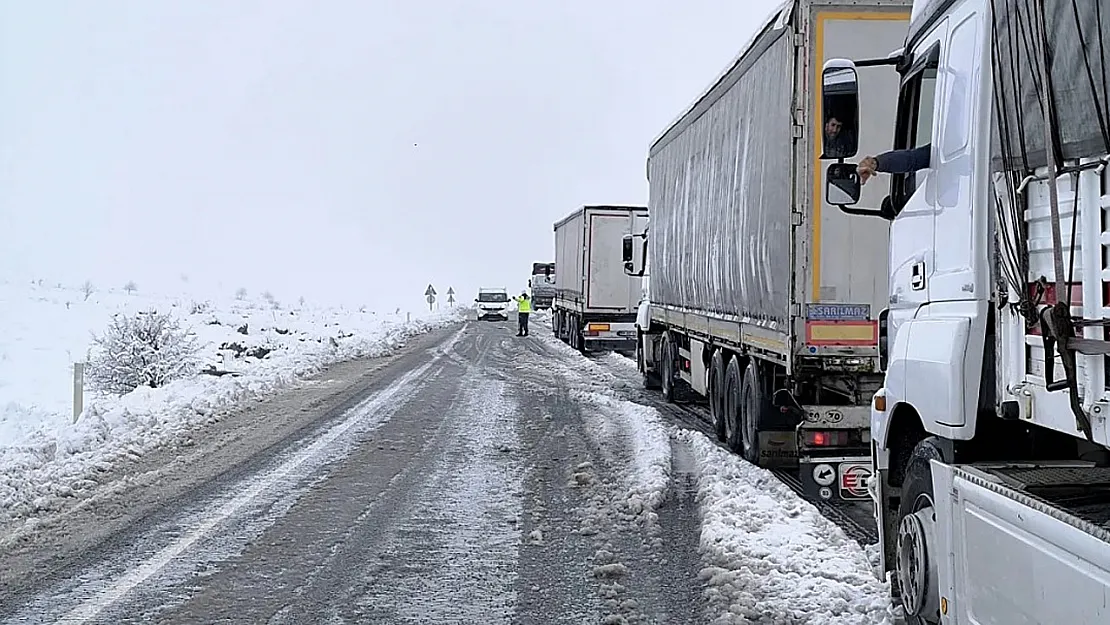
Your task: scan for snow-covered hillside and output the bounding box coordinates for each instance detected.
[0,279,465,526]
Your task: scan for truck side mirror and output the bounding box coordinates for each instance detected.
[826,163,862,205]
[622,234,637,275]
[827,163,896,220]
[820,62,860,160]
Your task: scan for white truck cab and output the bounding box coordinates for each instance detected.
[822,0,1110,622]
[474,288,511,321]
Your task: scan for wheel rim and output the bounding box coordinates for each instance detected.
[896,495,940,621]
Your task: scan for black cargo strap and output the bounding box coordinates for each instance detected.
[1038,302,1095,441]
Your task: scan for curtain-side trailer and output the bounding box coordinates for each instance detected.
[823,0,1110,621]
[629,0,912,502]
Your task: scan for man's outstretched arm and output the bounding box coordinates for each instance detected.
[858,144,932,183]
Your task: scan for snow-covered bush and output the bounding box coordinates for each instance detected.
[87,311,200,396]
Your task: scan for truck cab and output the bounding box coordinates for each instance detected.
[528,262,556,310]
[623,221,658,388]
[822,0,1110,621]
[474,288,511,321]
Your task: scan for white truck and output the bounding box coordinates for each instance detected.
[823,0,1110,621]
[625,0,913,499]
[528,262,556,310]
[553,205,648,353]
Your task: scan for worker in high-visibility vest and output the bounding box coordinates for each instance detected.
[513,291,532,336]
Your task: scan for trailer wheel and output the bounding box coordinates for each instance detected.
[660,333,678,402]
[708,350,727,442]
[721,357,743,452]
[895,438,943,625]
[739,360,770,465]
[638,331,662,390]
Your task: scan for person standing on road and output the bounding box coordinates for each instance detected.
[513,291,532,336]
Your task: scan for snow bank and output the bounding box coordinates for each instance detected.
[676,429,894,625]
[0,279,466,528]
[570,390,671,525]
[524,331,672,525]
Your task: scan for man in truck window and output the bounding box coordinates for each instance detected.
[857,144,931,184]
[513,291,532,336]
[823,116,857,158]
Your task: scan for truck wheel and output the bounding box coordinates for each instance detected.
[723,356,744,453]
[638,332,662,390]
[895,438,944,625]
[739,360,769,465]
[708,350,727,442]
[661,334,677,402]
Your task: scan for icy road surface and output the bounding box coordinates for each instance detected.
[0,319,893,624]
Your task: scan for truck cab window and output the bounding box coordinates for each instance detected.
[890,46,940,213]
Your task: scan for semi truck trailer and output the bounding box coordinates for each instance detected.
[823,0,1110,621]
[553,205,648,353]
[626,0,913,499]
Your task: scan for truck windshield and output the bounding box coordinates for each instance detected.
[477,292,508,303]
[531,263,554,276]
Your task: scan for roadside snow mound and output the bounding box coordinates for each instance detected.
[677,430,895,625]
[0,279,466,529]
[571,389,671,525]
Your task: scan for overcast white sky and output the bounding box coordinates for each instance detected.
[1,0,779,311]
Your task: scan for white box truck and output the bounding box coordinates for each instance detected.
[625,0,912,498]
[823,0,1110,621]
[553,205,648,353]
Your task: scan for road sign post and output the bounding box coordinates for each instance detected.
[425,284,437,312]
[447,286,455,307]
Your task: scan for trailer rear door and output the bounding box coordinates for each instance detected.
[585,209,643,312]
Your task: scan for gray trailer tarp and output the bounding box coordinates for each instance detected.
[647,24,794,327]
[981,0,1110,170]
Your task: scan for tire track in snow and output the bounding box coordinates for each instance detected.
[2,328,465,625]
[346,372,525,623]
[502,329,707,624]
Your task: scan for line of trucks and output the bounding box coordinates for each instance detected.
[541,0,1110,622]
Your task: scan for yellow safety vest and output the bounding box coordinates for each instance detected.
[517,297,532,313]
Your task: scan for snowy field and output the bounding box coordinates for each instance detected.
[0,279,465,527]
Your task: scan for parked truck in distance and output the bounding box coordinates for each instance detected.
[822,0,1110,621]
[626,0,912,500]
[528,262,556,310]
[553,205,647,353]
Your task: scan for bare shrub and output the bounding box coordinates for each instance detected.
[87,311,200,396]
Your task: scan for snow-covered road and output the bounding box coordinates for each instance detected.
[0,319,894,624]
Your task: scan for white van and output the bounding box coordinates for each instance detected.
[474,288,510,321]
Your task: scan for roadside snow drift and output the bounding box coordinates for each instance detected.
[0,279,466,529]
[677,430,894,625]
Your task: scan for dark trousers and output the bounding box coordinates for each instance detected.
[517,312,530,335]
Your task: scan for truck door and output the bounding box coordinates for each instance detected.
[884,25,945,400]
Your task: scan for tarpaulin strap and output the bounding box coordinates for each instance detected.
[1039,302,1094,441]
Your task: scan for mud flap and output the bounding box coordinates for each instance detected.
[756,431,798,468]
